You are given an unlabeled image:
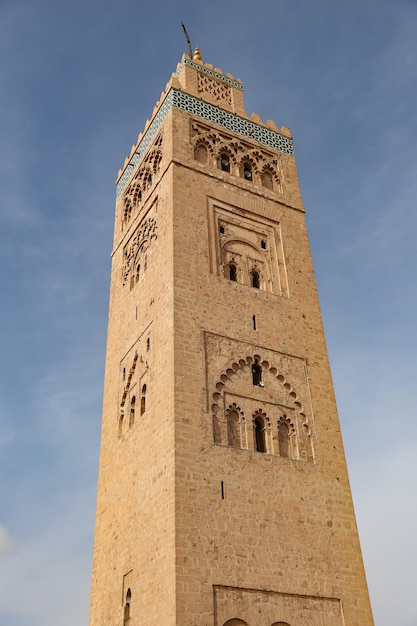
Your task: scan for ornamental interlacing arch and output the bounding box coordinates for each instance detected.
[122,135,163,228]
[191,121,283,192]
[122,217,158,287]
[212,355,314,462]
[221,237,272,291]
[226,403,245,448]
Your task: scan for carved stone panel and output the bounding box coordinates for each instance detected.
[122,213,158,288]
[198,72,233,105]
[205,333,315,463]
[207,198,288,297]
[192,121,284,194]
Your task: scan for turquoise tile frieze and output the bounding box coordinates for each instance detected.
[116,89,293,197]
[172,91,294,155]
[116,92,173,197]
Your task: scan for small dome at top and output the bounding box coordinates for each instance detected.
[193,47,203,62]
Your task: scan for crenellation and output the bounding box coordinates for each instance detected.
[116,57,292,197]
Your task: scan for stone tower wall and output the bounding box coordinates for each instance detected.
[88,55,374,626]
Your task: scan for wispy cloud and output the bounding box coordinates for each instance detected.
[0,526,15,553]
[350,442,417,626]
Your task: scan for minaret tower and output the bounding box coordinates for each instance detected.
[88,50,374,626]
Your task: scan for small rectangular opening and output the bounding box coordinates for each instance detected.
[221,481,225,500]
[252,315,257,330]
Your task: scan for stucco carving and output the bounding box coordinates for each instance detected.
[192,121,283,193]
[122,217,157,286]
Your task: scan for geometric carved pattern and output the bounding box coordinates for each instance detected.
[175,58,244,90]
[116,89,294,197]
[118,333,150,439]
[192,121,283,194]
[198,73,232,105]
[211,354,314,462]
[173,90,294,156]
[226,403,244,418]
[122,135,162,229]
[208,199,289,298]
[204,331,315,463]
[122,218,157,286]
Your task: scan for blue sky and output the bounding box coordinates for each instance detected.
[0,1,416,624]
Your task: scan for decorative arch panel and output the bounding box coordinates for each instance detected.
[205,333,315,462]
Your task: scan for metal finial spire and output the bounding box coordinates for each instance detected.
[193,47,202,62]
[181,22,192,58]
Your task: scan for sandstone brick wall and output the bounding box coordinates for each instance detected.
[88,56,374,626]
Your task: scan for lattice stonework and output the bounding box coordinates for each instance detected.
[116,88,294,197]
[175,58,244,90]
[172,91,294,155]
[192,121,284,193]
[122,135,163,228]
[122,218,158,285]
[197,73,232,105]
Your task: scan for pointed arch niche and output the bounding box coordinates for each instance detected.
[118,325,152,439]
[206,334,315,463]
[226,403,245,448]
[122,213,158,288]
[207,199,289,298]
[191,120,284,195]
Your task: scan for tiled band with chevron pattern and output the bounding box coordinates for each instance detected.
[116,88,294,197]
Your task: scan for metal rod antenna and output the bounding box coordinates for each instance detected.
[181,22,192,58]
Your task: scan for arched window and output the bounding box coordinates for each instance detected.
[146,337,150,351]
[133,185,142,206]
[152,149,162,174]
[124,589,131,625]
[140,385,146,415]
[251,269,260,289]
[129,396,136,427]
[243,163,252,181]
[220,153,230,172]
[254,416,266,452]
[252,361,262,386]
[228,263,237,282]
[123,200,133,226]
[227,410,240,448]
[195,143,208,164]
[278,420,290,458]
[262,169,274,190]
